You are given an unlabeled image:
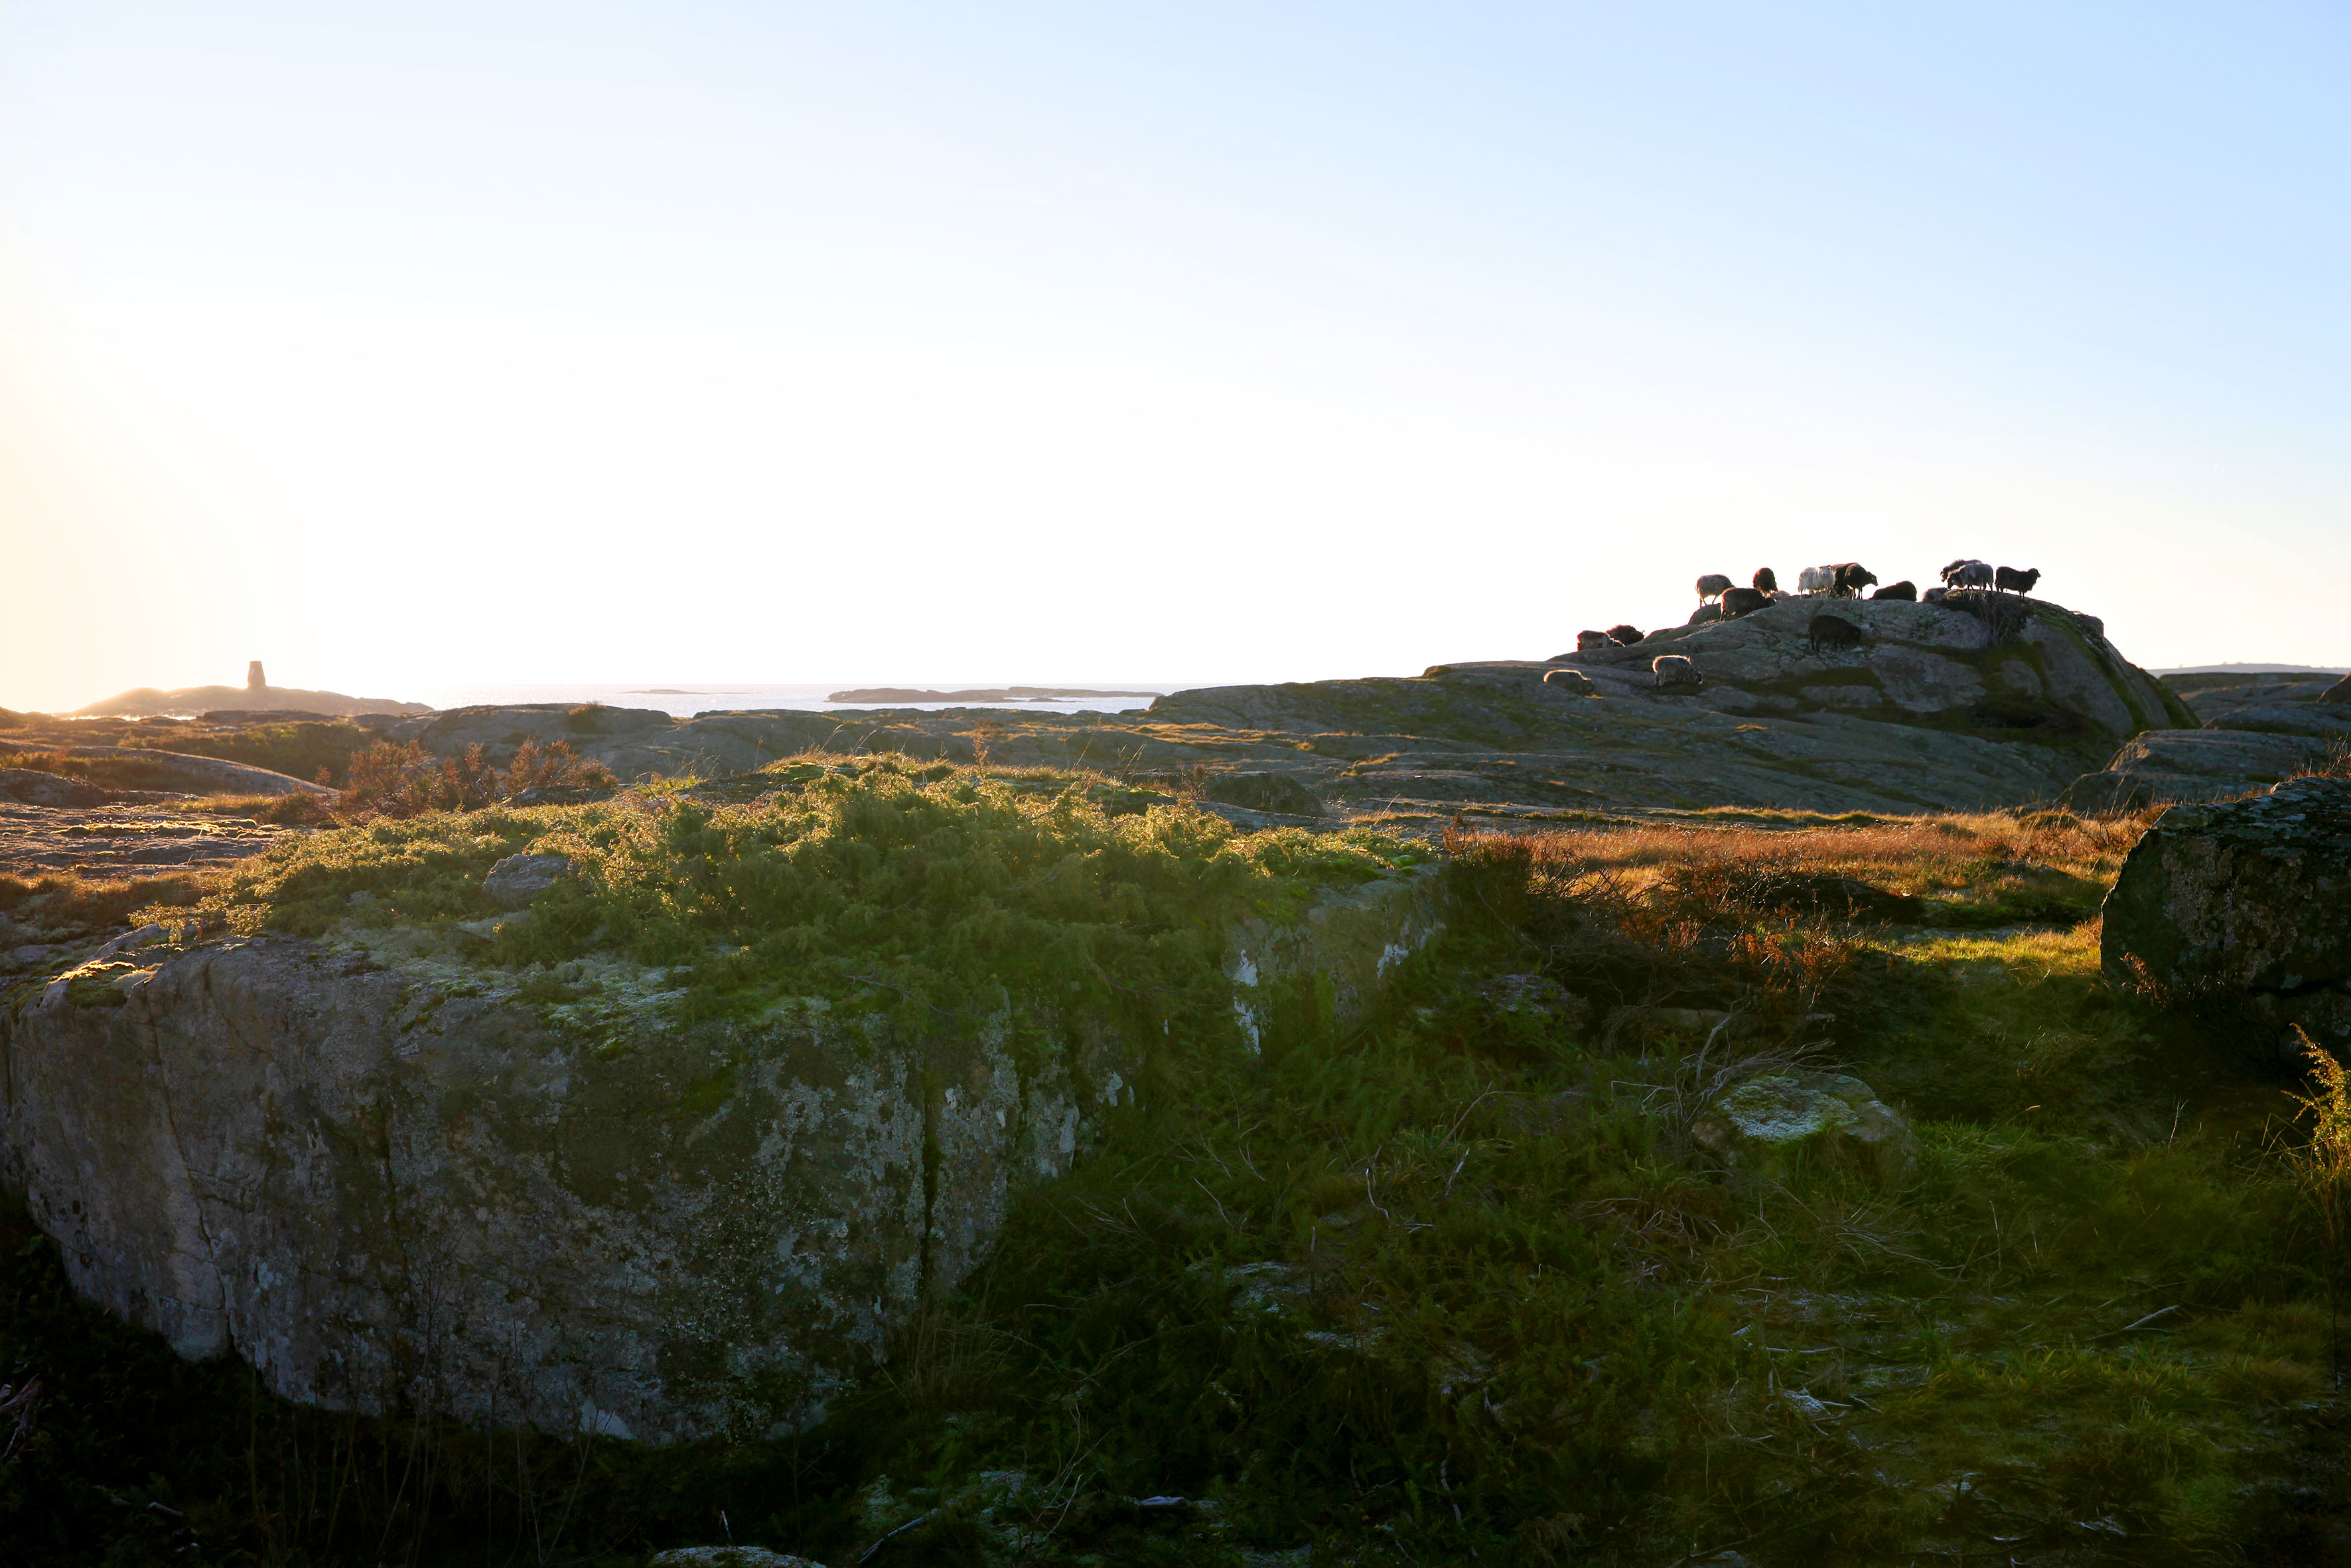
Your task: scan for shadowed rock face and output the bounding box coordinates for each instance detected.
[2102,777,2351,1051]
[0,873,1439,1443]
[2064,669,2350,811]
[367,596,2187,820]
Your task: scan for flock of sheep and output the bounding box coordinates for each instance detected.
[1547,556,2047,695]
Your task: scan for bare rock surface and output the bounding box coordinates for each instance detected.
[2102,776,2351,1050]
[0,803,289,887]
[0,871,1441,1443]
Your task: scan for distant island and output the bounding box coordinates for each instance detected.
[70,662,432,718]
[826,686,1163,704]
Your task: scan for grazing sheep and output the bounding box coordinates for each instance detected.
[1695,573,1733,603]
[1832,562,1879,597]
[1922,585,1951,605]
[1808,614,1866,654]
[1798,565,1835,595]
[1652,654,1701,689]
[1752,567,1779,594]
[1687,603,1723,626]
[1544,668,1598,695]
[1718,586,1771,617]
[1995,565,2041,595]
[1606,624,1646,645]
[1871,579,1918,601]
[1947,560,1995,591]
[1575,629,1612,652]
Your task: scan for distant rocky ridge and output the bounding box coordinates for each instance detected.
[72,683,430,719]
[357,594,2204,820]
[824,685,1161,703]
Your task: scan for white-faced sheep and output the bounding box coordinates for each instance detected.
[1652,654,1701,689]
[1718,586,1771,617]
[1995,565,2041,594]
[1543,668,1598,695]
[1871,579,1917,601]
[1695,573,1733,603]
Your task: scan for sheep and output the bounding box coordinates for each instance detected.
[1832,563,1878,597]
[1797,565,1835,595]
[1946,560,1995,591]
[1808,614,1865,654]
[1543,668,1597,696]
[1687,603,1723,626]
[1939,558,1975,583]
[1995,565,2041,595]
[1718,586,1771,617]
[1575,629,1612,653]
[1922,585,1951,605]
[1752,567,1778,594]
[1606,624,1646,646]
[1652,654,1701,689]
[1695,573,1733,603]
[1871,579,1917,601]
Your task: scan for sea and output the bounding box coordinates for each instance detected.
[399,682,1193,719]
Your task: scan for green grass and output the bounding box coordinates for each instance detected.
[4,802,2344,1565]
[141,754,1422,1031]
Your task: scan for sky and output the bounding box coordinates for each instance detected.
[2,1,2345,711]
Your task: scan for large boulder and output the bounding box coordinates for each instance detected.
[0,871,1439,1443]
[2102,777,2351,1049]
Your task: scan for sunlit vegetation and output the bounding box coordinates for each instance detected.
[4,796,2344,1563]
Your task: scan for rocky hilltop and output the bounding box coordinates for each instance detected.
[365,592,2192,819]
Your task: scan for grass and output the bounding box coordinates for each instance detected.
[138,753,1422,1029]
[3,799,2344,1564]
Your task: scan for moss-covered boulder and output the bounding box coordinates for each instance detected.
[0,772,1439,1443]
[2102,776,2351,1050]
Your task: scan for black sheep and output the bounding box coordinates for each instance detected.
[1808,614,1865,654]
[1995,565,2041,595]
[1719,586,1770,617]
[1752,567,1779,594]
[1831,562,1879,598]
[1871,580,1917,601]
[1606,623,1646,646]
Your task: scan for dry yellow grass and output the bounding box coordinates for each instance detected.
[1456,806,2159,904]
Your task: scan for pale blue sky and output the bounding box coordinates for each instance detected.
[3,2,2344,707]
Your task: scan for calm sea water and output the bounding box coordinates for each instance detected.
[402,682,1193,719]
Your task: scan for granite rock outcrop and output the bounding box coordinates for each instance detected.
[2101,776,2351,1050]
[0,871,1441,1443]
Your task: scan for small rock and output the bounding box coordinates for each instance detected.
[1691,1070,1915,1184]
[481,853,577,910]
[1201,771,1326,818]
[1742,870,1922,923]
[11,944,54,966]
[646,1551,824,1568]
[0,769,108,808]
[1474,973,1595,1034]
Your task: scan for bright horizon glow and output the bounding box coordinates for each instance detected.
[3,3,2346,712]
